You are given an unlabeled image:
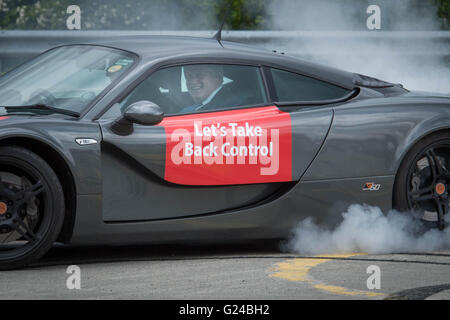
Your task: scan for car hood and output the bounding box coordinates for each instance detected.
[0,113,70,122]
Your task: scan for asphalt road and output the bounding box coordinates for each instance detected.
[0,242,449,300]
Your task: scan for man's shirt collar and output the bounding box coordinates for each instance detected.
[201,83,224,106]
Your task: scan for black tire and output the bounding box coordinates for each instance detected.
[394,131,450,230]
[0,145,65,270]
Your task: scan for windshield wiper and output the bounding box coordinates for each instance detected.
[2,104,80,117]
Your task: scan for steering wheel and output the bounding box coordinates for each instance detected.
[28,89,57,106]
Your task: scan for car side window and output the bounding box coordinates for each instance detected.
[102,64,268,119]
[270,68,350,102]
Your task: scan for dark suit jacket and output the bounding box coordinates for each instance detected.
[181,83,250,114]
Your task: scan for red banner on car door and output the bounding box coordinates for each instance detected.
[158,106,292,185]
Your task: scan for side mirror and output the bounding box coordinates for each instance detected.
[123,100,164,126]
[111,101,164,136]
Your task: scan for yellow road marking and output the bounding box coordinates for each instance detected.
[270,253,385,298]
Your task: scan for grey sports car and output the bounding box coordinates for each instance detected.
[0,35,448,269]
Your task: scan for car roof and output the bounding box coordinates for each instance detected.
[84,35,356,89]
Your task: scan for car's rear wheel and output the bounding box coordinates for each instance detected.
[394,132,450,230]
[0,146,64,270]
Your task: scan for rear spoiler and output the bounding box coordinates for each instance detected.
[352,73,403,88]
[352,73,408,95]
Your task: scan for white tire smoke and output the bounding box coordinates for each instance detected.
[284,204,450,254]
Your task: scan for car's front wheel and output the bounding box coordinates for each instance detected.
[0,146,64,270]
[394,132,450,230]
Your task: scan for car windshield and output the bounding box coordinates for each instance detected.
[0,45,136,114]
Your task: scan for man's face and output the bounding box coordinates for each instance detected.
[184,65,223,103]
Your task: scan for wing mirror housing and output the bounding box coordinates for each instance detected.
[111,101,164,135]
[123,100,164,126]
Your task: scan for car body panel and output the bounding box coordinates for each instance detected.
[100,140,287,221]
[69,175,394,245]
[0,116,102,195]
[99,105,332,221]
[303,96,450,180]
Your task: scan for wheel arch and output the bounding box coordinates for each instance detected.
[0,136,77,243]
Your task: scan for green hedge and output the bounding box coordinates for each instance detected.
[0,0,448,30]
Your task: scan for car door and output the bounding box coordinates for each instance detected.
[98,63,338,222]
